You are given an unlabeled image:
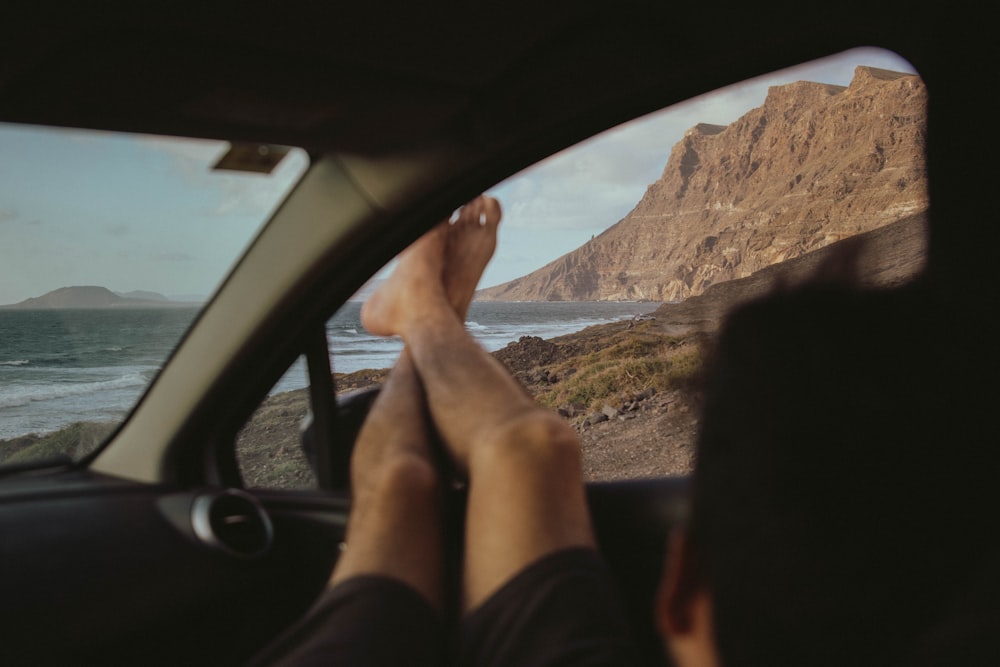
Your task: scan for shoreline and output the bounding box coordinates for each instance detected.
[1,315,703,482]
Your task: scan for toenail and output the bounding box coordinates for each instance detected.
[479,212,487,225]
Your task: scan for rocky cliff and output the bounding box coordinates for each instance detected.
[478,66,928,302]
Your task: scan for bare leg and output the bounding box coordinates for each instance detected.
[328,349,444,610]
[363,196,595,611]
[328,196,502,609]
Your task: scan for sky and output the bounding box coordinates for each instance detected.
[0,47,916,306]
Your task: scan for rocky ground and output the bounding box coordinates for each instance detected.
[233,317,702,489]
[490,325,700,481]
[577,395,697,480]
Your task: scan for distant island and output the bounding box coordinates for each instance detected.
[0,286,201,309]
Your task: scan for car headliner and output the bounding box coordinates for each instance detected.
[0,2,937,154]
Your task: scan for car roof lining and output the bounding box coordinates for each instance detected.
[0,1,915,156]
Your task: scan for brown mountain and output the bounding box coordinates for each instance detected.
[478,66,928,302]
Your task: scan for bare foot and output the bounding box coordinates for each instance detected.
[361,195,501,336]
[445,195,501,320]
[360,221,452,338]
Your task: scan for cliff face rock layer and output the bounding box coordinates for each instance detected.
[478,66,928,302]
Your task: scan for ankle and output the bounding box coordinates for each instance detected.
[399,303,464,346]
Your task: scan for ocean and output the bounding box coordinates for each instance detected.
[0,301,658,440]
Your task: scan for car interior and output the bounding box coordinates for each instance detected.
[0,2,993,665]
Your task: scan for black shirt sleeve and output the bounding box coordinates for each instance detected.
[458,548,643,667]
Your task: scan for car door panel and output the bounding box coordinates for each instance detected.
[0,471,345,666]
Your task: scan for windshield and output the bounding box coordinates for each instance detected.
[0,124,308,467]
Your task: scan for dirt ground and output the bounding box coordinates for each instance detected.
[577,389,696,481]
[235,364,697,488]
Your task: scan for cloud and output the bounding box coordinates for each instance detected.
[136,135,310,220]
[207,149,310,218]
[208,160,306,217]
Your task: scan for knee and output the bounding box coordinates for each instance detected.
[364,450,441,505]
[475,409,583,479]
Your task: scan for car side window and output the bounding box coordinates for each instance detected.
[235,47,928,488]
[236,356,317,490]
[0,126,308,473]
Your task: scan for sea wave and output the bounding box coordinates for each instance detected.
[0,360,30,367]
[0,372,148,409]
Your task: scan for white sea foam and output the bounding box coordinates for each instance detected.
[0,372,148,409]
[0,308,201,440]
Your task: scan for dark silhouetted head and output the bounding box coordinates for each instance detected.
[688,277,999,665]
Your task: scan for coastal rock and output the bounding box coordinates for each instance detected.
[477,66,928,303]
[492,336,566,373]
[585,412,609,426]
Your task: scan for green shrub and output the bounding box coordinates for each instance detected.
[536,333,704,411]
[3,421,116,464]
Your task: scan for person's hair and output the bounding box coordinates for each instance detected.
[687,274,999,666]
